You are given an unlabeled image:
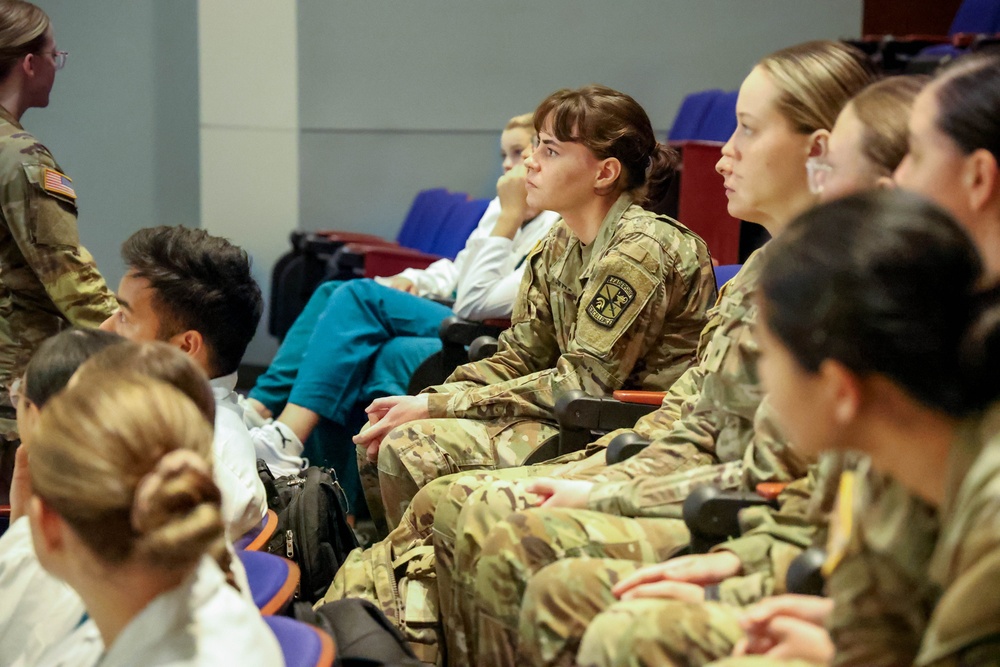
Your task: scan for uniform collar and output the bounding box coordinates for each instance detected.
[581,192,634,276]
[0,104,23,129]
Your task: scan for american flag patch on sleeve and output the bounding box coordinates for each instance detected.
[42,168,76,200]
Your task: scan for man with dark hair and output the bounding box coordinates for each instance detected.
[101,225,269,536]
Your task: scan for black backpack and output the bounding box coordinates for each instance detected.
[257,461,359,603]
[292,599,422,667]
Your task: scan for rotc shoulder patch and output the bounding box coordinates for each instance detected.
[42,168,76,200]
[586,275,636,328]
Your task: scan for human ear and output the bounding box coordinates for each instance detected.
[808,129,830,158]
[595,157,622,193]
[29,496,65,557]
[819,359,860,425]
[169,329,205,361]
[965,148,999,212]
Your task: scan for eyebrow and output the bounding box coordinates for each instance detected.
[116,296,131,311]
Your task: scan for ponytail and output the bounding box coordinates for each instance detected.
[959,283,1000,412]
[637,142,680,208]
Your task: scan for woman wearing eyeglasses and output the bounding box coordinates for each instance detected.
[0,0,116,482]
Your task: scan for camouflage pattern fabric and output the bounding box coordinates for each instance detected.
[466,508,691,666]
[577,597,745,667]
[0,104,116,445]
[365,194,715,526]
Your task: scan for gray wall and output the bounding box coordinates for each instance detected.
[297,0,863,238]
[28,0,199,289]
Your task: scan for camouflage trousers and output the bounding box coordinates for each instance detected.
[359,417,559,531]
[451,505,692,666]
[575,594,745,667]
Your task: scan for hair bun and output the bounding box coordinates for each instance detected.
[131,449,217,535]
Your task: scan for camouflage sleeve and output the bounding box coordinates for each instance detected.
[422,231,560,402]
[827,471,939,667]
[427,231,679,422]
[0,159,115,325]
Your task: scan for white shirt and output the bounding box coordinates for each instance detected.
[378,198,559,319]
[211,373,268,538]
[16,556,284,667]
[0,517,85,664]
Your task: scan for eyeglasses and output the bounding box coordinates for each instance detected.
[8,376,24,410]
[42,50,68,71]
[806,157,833,195]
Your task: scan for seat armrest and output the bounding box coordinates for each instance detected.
[785,546,827,596]
[682,485,779,553]
[438,315,509,346]
[606,432,651,464]
[555,390,660,458]
[611,390,667,406]
[468,335,499,362]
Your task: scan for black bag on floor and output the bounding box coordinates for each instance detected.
[293,599,423,667]
[258,461,359,603]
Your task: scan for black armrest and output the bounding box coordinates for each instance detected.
[786,546,827,596]
[554,390,660,458]
[682,485,779,553]
[438,315,506,346]
[606,432,651,464]
[468,335,499,362]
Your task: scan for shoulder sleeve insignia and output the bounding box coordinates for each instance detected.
[42,168,76,200]
[586,275,636,328]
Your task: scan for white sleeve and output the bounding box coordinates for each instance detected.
[213,412,268,538]
[451,209,560,320]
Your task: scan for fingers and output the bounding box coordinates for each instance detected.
[612,564,671,597]
[524,479,555,496]
[353,418,393,447]
[741,594,832,627]
[618,580,705,603]
[366,441,380,462]
[365,396,404,414]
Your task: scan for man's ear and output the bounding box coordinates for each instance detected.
[169,329,205,361]
[594,157,622,195]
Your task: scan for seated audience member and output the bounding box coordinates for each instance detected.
[99,226,269,537]
[0,328,122,662]
[699,190,1000,666]
[353,84,717,534]
[245,113,559,495]
[16,372,281,666]
[517,74,926,667]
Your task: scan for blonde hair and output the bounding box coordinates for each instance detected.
[30,373,223,569]
[759,40,878,134]
[0,0,48,80]
[849,75,927,174]
[505,113,533,131]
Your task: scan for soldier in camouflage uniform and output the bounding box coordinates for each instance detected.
[0,1,116,499]
[352,85,717,532]
[447,42,877,667]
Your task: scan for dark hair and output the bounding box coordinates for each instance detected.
[121,226,263,377]
[0,1,49,80]
[23,328,123,407]
[760,189,1000,416]
[533,84,679,207]
[932,53,1000,160]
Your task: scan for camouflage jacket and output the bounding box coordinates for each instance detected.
[585,248,812,518]
[0,105,116,436]
[829,404,1000,666]
[423,193,716,424]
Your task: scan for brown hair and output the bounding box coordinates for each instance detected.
[0,1,48,80]
[759,40,878,134]
[30,373,223,568]
[849,75,927,174]
[79,341,215,424]
[533,84,679,207]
